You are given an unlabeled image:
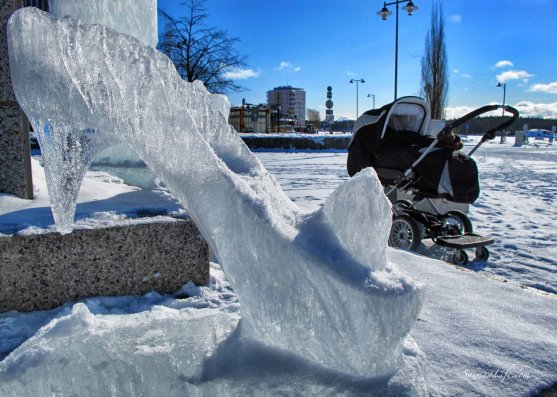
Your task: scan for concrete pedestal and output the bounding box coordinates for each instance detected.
[0,0,33,199]
[0,219,210,312]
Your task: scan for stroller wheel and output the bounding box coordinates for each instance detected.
[475,246,490,261]
[452,249,469,266]
[443,211,473,235]
[389,215,422,251]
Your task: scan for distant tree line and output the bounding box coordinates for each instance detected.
[329,119,354,132]
[452,116,557,136]
[318,117,555,135]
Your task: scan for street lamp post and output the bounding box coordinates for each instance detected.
[497,82,507,115]
[349,78,365,119]
[367,93,376,109]
[377,1,418,101]
[497,82,507,142]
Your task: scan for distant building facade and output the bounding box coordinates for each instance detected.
[266,86,306,128]
[229,102,272,133]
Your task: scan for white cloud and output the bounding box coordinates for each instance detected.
[446,101,557,120]
[278,61,291,70]
[445,103,507,119]
[452,69,471,79]
[444,106,475,120]
[277,61,301,72]
[529,82,557,94]
[496,69,533,83]
[493,60,514,68]
[514,101,557,118]
[346,70,357,77]
[222,67,261,80]
[449,15,462,23]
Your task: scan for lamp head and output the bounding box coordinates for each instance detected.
[402,1,418,16]
[377,4,392,20]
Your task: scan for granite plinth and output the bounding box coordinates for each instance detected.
[0,219,209,312]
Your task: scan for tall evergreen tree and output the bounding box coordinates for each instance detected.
[421,1,448,119]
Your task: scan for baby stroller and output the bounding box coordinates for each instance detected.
[347,96,518,265]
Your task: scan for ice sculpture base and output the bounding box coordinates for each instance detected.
[0,303,428,396]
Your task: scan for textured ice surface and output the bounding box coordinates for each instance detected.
[7,7,423,381]
[210,93,231,120]
[49,0,158,47]
[0,302,427,397]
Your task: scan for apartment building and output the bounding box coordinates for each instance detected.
[266,86,306,128]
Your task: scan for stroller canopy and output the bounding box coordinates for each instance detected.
[348,96,432,177]
[351,96,431,145]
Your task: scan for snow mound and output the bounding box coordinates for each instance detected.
[7,6,423,386]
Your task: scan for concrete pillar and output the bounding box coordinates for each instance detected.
[0,0,33,199]
[514,130,524,147]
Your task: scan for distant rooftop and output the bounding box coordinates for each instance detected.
[269,85,305,91]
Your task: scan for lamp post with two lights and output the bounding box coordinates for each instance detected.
[349,78,365,119]
[377,1,418,101]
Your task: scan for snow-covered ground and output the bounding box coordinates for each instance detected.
[257,138,557,295]
[0,138,556,396]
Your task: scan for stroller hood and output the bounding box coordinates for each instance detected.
[350,96,431,147]
[347,96,432,177]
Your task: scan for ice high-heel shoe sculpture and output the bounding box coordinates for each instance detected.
[8,8,423,378]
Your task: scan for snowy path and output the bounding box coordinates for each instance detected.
[1,141,556,396]
[470,144,557,294]
[256,141,557,295]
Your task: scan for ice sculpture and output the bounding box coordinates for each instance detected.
[49,0,158,47]
[7,8,423,379]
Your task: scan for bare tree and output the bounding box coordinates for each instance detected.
[158,0,247,94]
[420,1,448,119]
[307,108,321,125]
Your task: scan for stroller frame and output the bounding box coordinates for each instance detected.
[349,97,519,265]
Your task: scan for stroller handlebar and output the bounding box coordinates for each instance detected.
[393,104,520,190]
[482,105,520,141]
[439,104,519,138]
[436,104,519,157]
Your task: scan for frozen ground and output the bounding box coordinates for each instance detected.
[256,137,557,295]
[0,137,556,396]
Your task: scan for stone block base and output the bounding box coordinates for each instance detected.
[0,219,209,312]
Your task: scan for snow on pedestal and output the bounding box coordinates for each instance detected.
[6,7,424,393]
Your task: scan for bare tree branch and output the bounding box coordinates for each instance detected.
[157,0,248,94]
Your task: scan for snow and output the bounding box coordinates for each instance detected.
[0,157,184,236]
[258,140,557,295]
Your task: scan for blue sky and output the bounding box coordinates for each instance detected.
[158,0,557,120]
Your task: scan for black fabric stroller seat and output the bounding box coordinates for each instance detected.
[348,96,479,204]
